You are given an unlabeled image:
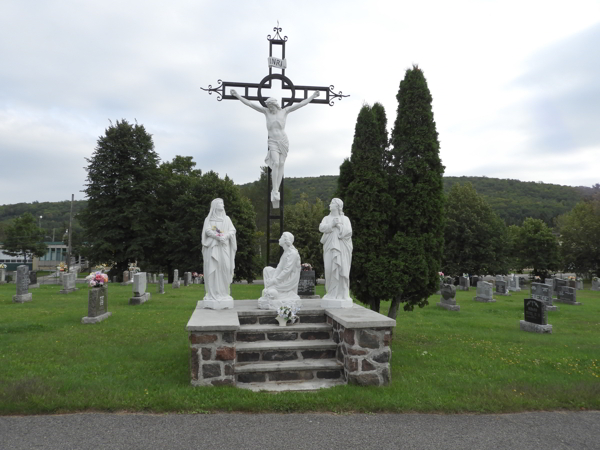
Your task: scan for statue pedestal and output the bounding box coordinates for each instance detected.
[204,298,234,310]
[321,298,353,309]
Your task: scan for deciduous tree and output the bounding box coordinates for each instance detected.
[3,213,47,264]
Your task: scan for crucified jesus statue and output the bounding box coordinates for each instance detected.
[230,89,320,208]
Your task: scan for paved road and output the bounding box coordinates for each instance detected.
[1,411,599,450]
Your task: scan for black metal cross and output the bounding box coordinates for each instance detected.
[201,24,348,267]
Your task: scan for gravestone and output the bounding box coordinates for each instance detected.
[121,270,132,286]
[473,281,495,302]
[130,272,151,305]
[508,275,521,292]
[495,280,510,296]
[576,280,583,290]
[28,271,40,289]
[187,272,193,286]
[530,282,558,311]
[82,286,112,324]
[173,269,180,289]
[112,276,117,284]
[567,279,576,289]
[470,276,479,287]
[553,278,568,298]
[592,278,600,291]
[438,284,459,311]
[12,265,32,303]
[0,268,6,284]
[458,276,469,291]
[183,272,189,287]
[147,272,152,285]
[153,274,157,284]
[555,286,581,306]
[59,272,79,294]
[158,274,165,294]
[520,298,552,333]
[298,270,319,298]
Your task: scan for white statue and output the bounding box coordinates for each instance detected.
[230,89,320,208]
[257,232,302,310]
[320,198,353,308]
[202,198,237,309]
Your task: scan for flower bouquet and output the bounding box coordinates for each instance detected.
[0,263,6,269]
[438,272,445,283]
[301,263,313,272]
[86,271,109,288]
[192,272,204,284]
[276,305,300,326]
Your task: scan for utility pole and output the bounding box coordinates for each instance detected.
[67,194,74,272]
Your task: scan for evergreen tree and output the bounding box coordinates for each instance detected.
[2,213,47,263]
[442,183,509,277]
[386,65,445,317]
[336,103,392,311]
[79,120,161,279]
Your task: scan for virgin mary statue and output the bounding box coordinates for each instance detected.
[202,198,237,309]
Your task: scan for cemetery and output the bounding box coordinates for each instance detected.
[1,24,599,418]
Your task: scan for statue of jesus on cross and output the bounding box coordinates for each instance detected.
[230,89,320,207]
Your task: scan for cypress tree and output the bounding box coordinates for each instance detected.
[336,103,392,311]
[386,65,445,317]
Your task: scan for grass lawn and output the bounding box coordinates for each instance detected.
[0,281,598,414]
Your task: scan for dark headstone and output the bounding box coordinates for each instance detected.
[29,271,38,285]
[524,298,547,325]
[298,270,316,296]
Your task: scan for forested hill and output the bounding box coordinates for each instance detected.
[241,175,590,227]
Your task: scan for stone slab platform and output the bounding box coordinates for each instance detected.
[81,312,112,324]
[186,299,397,332]
[520,320,553,334]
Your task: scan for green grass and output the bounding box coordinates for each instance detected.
[0,282,599,414]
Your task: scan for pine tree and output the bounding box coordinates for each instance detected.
[79,120,161,279]
[336,103,392,311]
[386,65,445,317]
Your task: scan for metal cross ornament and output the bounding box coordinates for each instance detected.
[201,24,348,266]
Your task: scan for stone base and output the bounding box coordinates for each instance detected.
[0,281,6,284]
[474,296,496,303]
[508,288,521,292]
[129,293,150,305]
[28,283,40,289]
[496,292,511,296]
[321,298,353,309]
[458,286,469,291]
[120,281,133,286]
[554,299,582,306]
[203,298,234,310]
[172,282,180,289]
[437,301,460,311]
[59,288,79,294]
[300,295,320,299]
[546,305,559,311]
[81,312,112,324]
[520,320,552,334]
[13,293,32,303]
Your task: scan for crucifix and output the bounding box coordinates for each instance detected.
[201,24,348,266]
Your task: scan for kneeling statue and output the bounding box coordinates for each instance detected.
[258,232,302,310]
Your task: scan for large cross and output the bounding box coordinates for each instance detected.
[201,24,348,266]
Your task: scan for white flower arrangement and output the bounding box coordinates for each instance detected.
[277,305,300,324]
[0,263,6,269]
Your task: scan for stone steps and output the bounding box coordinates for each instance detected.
[235,359,344,388]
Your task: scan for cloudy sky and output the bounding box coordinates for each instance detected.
[1,0,599,206]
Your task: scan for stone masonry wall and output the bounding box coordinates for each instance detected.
[329,317,392,386]
[189,331,236,386]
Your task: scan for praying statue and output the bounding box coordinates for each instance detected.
[319,198,353,308]
[202,198,237,309]
[230,89,320,208]
[257,232,302,310]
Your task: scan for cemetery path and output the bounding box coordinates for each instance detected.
[1,411,599,450]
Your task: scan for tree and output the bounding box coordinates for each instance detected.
[284,196,327,278]
[442,183,509,277]
[151,158,259,283]
[514,217,561,279]
[79,120,161,280]
[558,198,600,277]
[386,65,445,318]
[336,103,392,312]
[2,213,47,264]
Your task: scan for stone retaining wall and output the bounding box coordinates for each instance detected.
[189,330,236,386]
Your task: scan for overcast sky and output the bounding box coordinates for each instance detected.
[1,0,599,206]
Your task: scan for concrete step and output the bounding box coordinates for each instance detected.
[236,322,333,343]
[236,339,338,363]
[235,359,344,386]
[237,378,346,392]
